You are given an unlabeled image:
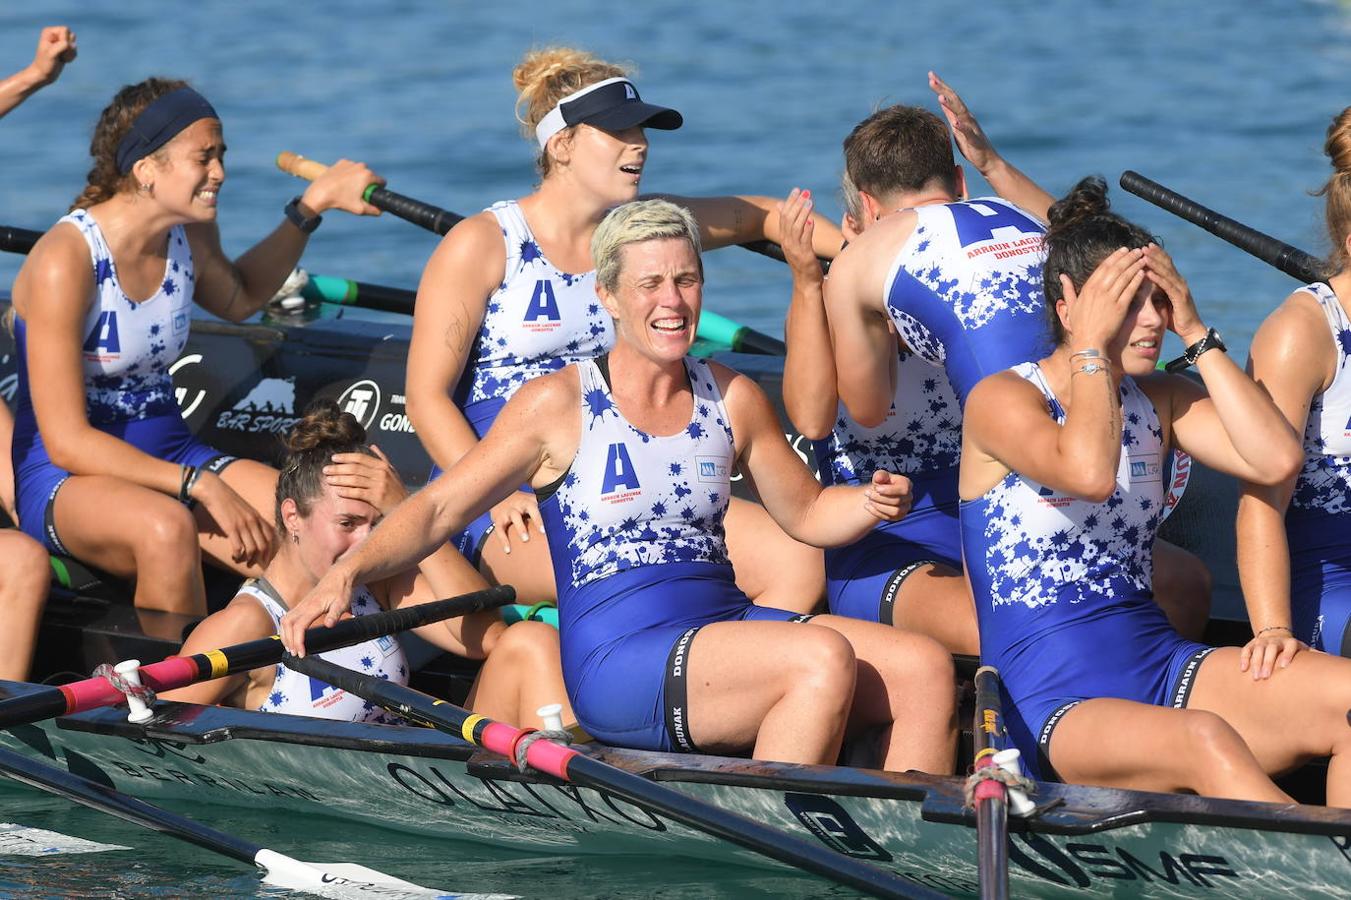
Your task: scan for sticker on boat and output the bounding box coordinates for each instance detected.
[0,823,130,855]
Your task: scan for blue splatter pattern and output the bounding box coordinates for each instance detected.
[1288,282,1351,520]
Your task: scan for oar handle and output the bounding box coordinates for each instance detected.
[1120,170,1326,285]
[276,151,465,235]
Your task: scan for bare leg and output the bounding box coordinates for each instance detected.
[195,459,278,576]
[466,621,574,729]
[0,531,50,680]
[1152,539,1211,640]
[725,496,824,613]
[888,563,979,655]
[1187,647,1351,806]
[0,402,17,523]
[685,620,855,764]
[810,614,958,773]
[53,475,206,615]
[477,528,559,606]
[1048,697,1291,802]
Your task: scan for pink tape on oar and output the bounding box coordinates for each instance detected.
[56,656,201,715]
[971,757,1007,804]
[479,721,577,780]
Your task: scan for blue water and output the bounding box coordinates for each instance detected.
[1,1,1350,895]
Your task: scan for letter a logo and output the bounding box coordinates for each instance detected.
[524,279,561,322]
[601,442,641,494]
[82,310,121,354]
[948,202,1041,249]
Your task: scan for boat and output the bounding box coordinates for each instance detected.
[0,285,1347,898]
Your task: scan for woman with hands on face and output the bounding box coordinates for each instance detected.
[166,404,571,730]
[960,177,1351,805]
[9,77,381,616]
[1238,107,1351,676]
[284,201,956,772]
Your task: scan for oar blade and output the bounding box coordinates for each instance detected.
[259,850,516,898]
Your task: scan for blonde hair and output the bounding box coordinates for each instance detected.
[512,47,631,176]
[1316,106,1351,275]
[591,199,703,294]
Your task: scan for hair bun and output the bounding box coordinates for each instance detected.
[1326,107,1351,177]
[511,46,630,135]
[1046,176,1111,236]
[284,401,366,455]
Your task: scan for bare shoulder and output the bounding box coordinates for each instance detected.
[180,590,275,654]
[1252,289,1335,362]
[707,359,769,409]
[829,209,918,292]
[507,364,582,419]
[966,368,1039,412]
[14,221,92,315]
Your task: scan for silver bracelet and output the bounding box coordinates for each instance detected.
[1070,348,1104,361]
[1073,362,1107,376]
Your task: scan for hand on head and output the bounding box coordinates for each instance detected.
[323,445,407,515]
[30,26,76,86]
[776,188,823,282]
[864,469,913,522]
[1142,244,1206,343]
[1060,247,1146,350]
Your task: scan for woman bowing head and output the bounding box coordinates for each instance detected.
[286,200,957,773]
[9,77,381,615]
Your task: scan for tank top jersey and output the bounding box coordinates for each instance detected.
[814,346,962,490]
[241,579,408,724]
[962,363,1167,652]
[451,200,615,436]
[1287,282,1351,548]
[539,356,734,593]
[11,210,195,426]
[884,197,1051,405]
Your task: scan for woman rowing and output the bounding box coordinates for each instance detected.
[406,47,837,613]
[165,403,569,729]
[962,177,1351,804]
[284,200,957,771]
[9,77,380,616]
[1237,107,1351,669]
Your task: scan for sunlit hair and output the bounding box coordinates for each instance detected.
[71,77,192,211]
[1315,106,1351,275]
[1041,176,1158,344]
[591,199,703,295]
[840,170,865,231]
[842,104,957,204]
[274,402,374,538]
[512,46,631,177]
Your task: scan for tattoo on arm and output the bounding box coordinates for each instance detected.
[443,310,474,354]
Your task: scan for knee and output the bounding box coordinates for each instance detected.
[799,629,856,699]
[139,502,198,557]
[1182,711,1249,765]
[5,536,51,597]
[494,621,561,670]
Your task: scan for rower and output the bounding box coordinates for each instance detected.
[164,403,571,730]
[282,199,957,773]
[0,26,77,680]
[1238,106,1351,666]
[8,77,381,616]
[961,176,1351,806]
[405,46,838,615]
[823,83,1212,640]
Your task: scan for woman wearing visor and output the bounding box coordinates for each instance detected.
[9,77,379,616]
[406,47,841,611]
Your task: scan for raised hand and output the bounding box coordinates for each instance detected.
[30,26,77,87]
[928,71,997,173]
[776,188,824,284]
[1143,243,1207,344]
[323,445,408,515]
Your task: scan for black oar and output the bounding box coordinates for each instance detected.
[1120,170,1326,284]
[971,666,1010,900]
[0,746,507,897]
[1,224,39,255]
[0,585,513,729]
[285,654,942,900]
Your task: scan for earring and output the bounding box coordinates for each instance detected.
[137,182,152,195]
[290,531,300,544]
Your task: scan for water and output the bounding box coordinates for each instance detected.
[1,1,1349,895]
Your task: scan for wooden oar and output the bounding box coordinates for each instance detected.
[1120,171,1326,284]
[0,746,509,898]
[0,585,513,729]
[971,666,1010,900]
[285,653,943,900]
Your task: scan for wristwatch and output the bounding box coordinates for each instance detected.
[1164,328,1226,373]
[284,196,322,234]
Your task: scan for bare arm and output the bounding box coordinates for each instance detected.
[161,598,272,706]
[779,188,839,439]
[0,27,75,120]
[658,194,844,258]
[187,161,383,322]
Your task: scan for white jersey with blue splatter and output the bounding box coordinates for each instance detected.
[62,210,194,425]
[242,579,407,724]
[453,200,614,416]
[883,197,1050,404]
[815,346,961,487]
[963,363,1165,613]
[541,357,734,590]
[1289,282,1351,518]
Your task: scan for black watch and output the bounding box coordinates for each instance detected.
[1164,327,1226,373]
[284,196,322,234]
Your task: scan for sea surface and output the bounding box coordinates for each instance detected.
[1,1,1349,896]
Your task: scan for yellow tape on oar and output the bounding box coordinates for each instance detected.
[460,713,485,745]
[204,650,229,680]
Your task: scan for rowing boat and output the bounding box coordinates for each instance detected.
[1,290,1346,897]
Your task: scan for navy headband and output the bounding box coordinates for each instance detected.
[115,87,219,175]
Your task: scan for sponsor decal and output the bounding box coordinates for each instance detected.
[168,353,207,419]
[522,279,561,331]
[339,379,382,430]
[216,377,300,434]
[172,309,188,334]
[785,793,892,861]
[81,310,120,360]
[1128,453,1162,483]
[695,456,727,483]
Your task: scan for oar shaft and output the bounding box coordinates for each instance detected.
[1119,170,1326,284]
[972,665,1010,900]
[285,653,940,900]
[1,224,40,255]
[0,586,514,728]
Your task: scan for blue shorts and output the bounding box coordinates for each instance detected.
[995,602,1215,782]
[560,561,812,753]
[1288,536,1351,658]
[13,412,235,555]
[826,513,961,624]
